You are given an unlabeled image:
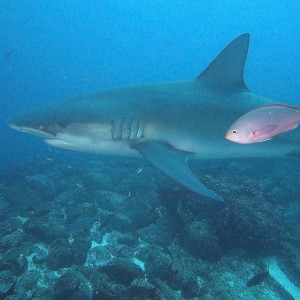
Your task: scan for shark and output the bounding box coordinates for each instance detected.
[8,33,300,202]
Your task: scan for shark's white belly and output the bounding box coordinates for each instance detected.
[41,118,295,160]
[43,120,205,157]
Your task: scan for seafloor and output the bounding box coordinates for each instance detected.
[0,154,299,299]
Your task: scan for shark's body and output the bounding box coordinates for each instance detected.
[9,34,300,201]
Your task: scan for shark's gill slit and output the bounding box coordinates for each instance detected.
[122,118,131,140]
[111,119,147,141]
[111,119,122,140]
[130,119,139,140]
[137,120,147,139]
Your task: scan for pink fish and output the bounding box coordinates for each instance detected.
[225,104,300,144]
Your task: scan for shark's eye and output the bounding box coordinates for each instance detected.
[232,129,238,135]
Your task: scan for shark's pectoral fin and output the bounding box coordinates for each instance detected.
[133,141,223,201]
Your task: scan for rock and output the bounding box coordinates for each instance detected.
[285,202,300,226]
[32,244,49,265]
[144,247,172,280]
[98,258,144,286]
[85,245,112,267]
[121,279,157,299]
[211,193,284,255]
[272,186,296,203]
[138,214,177,248]
[167,243,208,291]
[126,199,158,229]
[181,221,222,262]
[154,278,183,300]
[182,279,205,299]
[82,168,113,191]
[46,238,75,270]
[108,213,133,233]
[0,217,24,237]
[24,216,67,243]
[81,268,125,300]
[69,217,96,234]
[94,190,127,211]
[0,248,27,275]
[280,242,300,286]
[72,234,92,265]
[0,197,9,221]
[17,269,40,293]
[54,270,92,300]
[117,233,139,247]
[25,173,56,197]
[0,229,23,249]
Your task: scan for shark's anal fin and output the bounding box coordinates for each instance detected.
[133,141,223,201]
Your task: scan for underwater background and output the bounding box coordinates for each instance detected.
[0,1,300,299]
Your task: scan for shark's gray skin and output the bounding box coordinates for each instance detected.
[9,34,300,201]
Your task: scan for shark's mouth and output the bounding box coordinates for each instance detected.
[44,138,70,146]
[9,124,55,139]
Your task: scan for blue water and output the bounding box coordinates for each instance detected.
[1,2,300,298]
[0,0,299,166]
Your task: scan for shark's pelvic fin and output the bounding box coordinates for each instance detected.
[197,33,250,92]
[133,141,223,201]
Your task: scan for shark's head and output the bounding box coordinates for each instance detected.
[8,105,113,152]
[9,107,62,139]
[9,109,72,151]
[8,104,142,155]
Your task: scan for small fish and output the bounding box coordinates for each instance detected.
[31,208,51,218]
[69,216,96,233]
[246,270,269,287]
[59,281,80,299]
[226,104,300,144]
[156,188,186,199]
[3,48,15,61]
[136,167,143,175]
[98,211,117,231]
[25,289,38,300]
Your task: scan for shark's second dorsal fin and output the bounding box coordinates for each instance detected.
[197,33,250,92]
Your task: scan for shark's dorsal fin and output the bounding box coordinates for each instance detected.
[197,33,250,92]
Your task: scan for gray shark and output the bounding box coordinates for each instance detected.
[9,34,300,201]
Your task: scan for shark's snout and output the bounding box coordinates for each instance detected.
[8,123,56,139]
